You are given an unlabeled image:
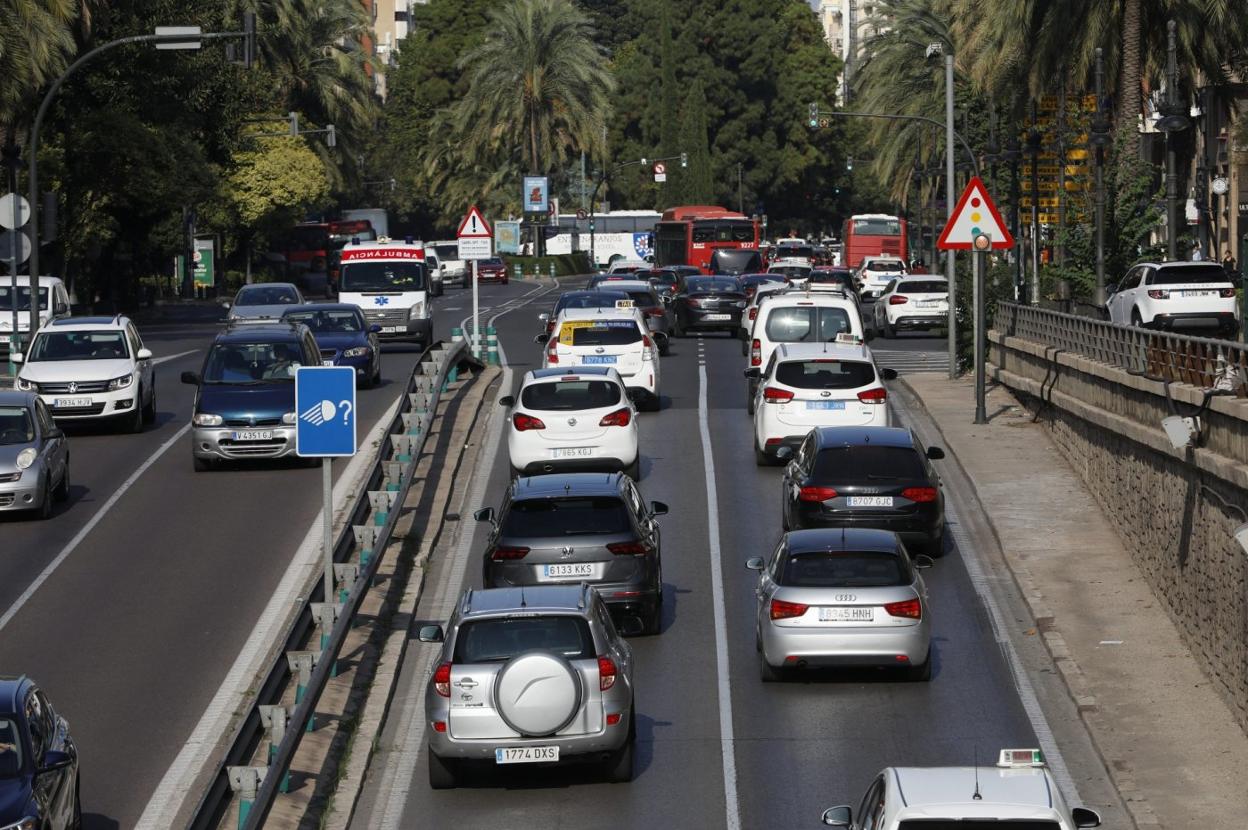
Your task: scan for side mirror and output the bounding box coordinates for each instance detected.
[912,553,935,570]
[55,303,68,316]
[498,395,516,408]
[534,333,550,345]
[136,348,153,360]
[650,501,669,516]
[369,324,382,334]
[881,368,898,381]
[473,507,495,523]
[221,301,232,309]
[38,750,73,775]
[774,446,794,461]
[926,446,945,460]
[1104,283,1118,296]
[745,556,765,571]
[45,428,65,440]
[1071,807,1102,828]
[180,371,201,385]
[10,352,22,364]
[538,312,550,322]
[821,806,852,827]
[417,624,444,643]
[743,368,761,379]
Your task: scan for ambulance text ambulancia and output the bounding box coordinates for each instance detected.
[336,237,433,348]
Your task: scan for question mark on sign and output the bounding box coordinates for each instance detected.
[338,399,353,425]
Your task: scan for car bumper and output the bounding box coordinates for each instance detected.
[374,318,431,343]
[684,310,742,329]
[477,271,508,283]
[790,506,943,544]
[0,472,46,511]
[757,411,890,446]
[428,712,633,761]
[761,620,930,668]
[322,352,374,376]
[1147,311,1238,331]
[888,312,947,329]
[191,425,297,461]
[33,388,141,420]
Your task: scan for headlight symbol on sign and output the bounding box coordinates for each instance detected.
[300,399,353,426]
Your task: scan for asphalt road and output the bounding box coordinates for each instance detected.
[350,286,1053,829]
[0,284,508,829]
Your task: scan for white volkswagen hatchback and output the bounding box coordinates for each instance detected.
[14,315,156,433]
[501,367,639,479]
[540,307,661,411]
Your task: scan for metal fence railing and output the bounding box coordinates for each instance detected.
[993,302,1248,391]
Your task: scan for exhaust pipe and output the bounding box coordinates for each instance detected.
[542,464,554,472]
[795,659,808,670]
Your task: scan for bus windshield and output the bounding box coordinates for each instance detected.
[340,261,426,292]
[852,217,902,235]
[692,220,756,243]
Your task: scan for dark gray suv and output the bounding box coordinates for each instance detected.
[475,473,667,635]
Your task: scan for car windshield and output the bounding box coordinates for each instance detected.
[0,287,49,311]
[283,309,363,333]
[780,550,909,587]
[775,360,875,389]
[1151,264,1231,285]
[501,496,632,536]
[237,285,300,306]
[0,406,35,445]
[480,257,503,267]
[765,307,852,341]
[814,445,926,481]
[563,321,642,347]
[28,330,129,362]
[0,717,23,778]
[556,292,628,313]
[687,277,740,293]
[769,265,810,279]
[521,379,622,411]
[453,616,595,663]
[898,281,947,294]
[432,244,459,260]
[340,261,426,291]
[202,341,301,384]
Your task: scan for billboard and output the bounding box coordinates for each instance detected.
[495,220,521,254]
[523,176,549,216]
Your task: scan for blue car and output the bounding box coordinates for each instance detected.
[282,303,382,388]
[0,676,80,829]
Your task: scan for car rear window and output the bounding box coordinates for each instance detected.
[687,277,740,293]
[521,379,622,411]
[562,320,642,346]
[556,292,628,313]
[865,260,905,272]
[765,307,852,342]
[1150,264,1231,285]
[769,266,810,279]
[898,281,947,293]
[810,271,853,285]
[502,496,632,537]
[624,290,659,308]
[780,550,909,587]
[453,616,595,663]
[775,360,875,389]
[814,445,926,481]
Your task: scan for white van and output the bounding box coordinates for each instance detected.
[337,238,433,348]
[0,276,72,356]
[429,241,468,289]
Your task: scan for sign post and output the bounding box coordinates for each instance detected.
[1,192,32,369]
[653,162,667,183]
[457,205,493,359]
[295,366,358,651]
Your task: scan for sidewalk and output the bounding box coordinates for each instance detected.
[903,375,1248,830]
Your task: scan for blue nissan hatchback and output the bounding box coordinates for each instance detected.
[0,676,80,829]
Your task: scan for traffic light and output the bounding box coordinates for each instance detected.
[680,152,688,168]
[588,219,595,232]
[808,102,819,128]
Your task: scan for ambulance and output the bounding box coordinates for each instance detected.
[337,237,433,348]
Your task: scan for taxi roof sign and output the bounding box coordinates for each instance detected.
[937,176,1014,250]
[835,332,863,345]
[997,748,1045,768]
[615,299,635,309]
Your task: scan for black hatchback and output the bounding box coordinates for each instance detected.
[778,426,946,556]
[672,275,747,336]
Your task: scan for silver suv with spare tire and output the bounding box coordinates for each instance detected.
[418,584,638,789]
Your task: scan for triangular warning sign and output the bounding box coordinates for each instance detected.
[937,177,1014,250]
[456,205,492,238]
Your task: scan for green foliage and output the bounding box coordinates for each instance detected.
[0,0,80,134]
[679,80,713,204]
[225,136,330,229]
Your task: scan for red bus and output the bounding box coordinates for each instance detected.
[841,214,908,269]
[654,206,760,274]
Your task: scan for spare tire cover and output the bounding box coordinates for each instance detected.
[494,651,582,737]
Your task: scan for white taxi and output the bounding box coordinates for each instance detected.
[540,306,661,411]
[821,749,1102,830]
[748,339,895,465]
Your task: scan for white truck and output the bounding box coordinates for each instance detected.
[337,239,433,348]
[429,241,469,289]
[340,208,389,241]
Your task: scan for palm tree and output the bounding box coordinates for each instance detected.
[0,0,82,140]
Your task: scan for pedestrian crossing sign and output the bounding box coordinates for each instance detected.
[937,176,1014,250]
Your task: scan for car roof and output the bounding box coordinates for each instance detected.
[786,527,900,554]
[0,390,38,408]
[282,303,361,314]
[891,766,1055,810]
[762,290,855,307]
[556,308,640,323]
[527,366,619,381]
[238,282,299,292]
[47,315,128,330]
[596,280,655,292]
[460,585,592,617]
[775,342,870,362]
[815,426,915,448]
[512,472,623,498]
[216,323,306,343]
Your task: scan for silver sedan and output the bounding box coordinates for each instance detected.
[0,390,69,519]
[747,527,932,681]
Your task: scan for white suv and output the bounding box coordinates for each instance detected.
[540,308,661,411]
[856,256,908,301]
[749,340,894,465]
[14,315,156,433]
[873,276,949,337]
[1106,261,1238,335]
[501,367,640,479]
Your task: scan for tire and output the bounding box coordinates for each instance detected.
[54,459,70,502]
[624,457,641,481]
[193,455,214,473]
[604,714,636,783]
[641,394,661,413]
[1130,308,1145,329]
[142,378,157,424]
[759,653,783,683]
[754,442,771,467]
[123,391,144,433]
[746,384,755,416]
[925,529,947,558]
[907,653,933,682]
[36,476,53,520]
[740,337,747,357]
[427,749,459,789]
[643,601,662,636]
[882,318,896,339]
[672,316,684,338]
[71,780,82,830]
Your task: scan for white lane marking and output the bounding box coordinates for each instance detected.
[136,398,404,830]
[153,349,199,365]
[698,362,740,830]
[0,423,191,634]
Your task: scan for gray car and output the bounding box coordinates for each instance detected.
[417,584,637,788]
[0,390,69,519]
[475,472,666,634]
[224,282,305,322]
[747,527,932,682]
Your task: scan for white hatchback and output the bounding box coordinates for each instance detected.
[501,367,639,479]
[856,256,908,302]
[749,341,894,465]
[873,276,949,337]
[540,308,661,411]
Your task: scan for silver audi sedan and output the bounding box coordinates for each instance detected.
[747,527,932,682]
[0,390,69,519]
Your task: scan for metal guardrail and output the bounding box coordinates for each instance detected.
[994,302,1248,390]
[186,337,471,830]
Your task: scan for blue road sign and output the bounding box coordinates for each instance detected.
[295,366,357,457]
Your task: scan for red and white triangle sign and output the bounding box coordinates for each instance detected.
[457,205,492,238]
[937,176,1014,250]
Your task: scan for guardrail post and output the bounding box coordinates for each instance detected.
[311,602,343,677]
[258,706,291,793]
[486,326,499,366]
[353,525,376,568]
[390,435,416,464]
[514,263,523,282]
[333,562,358,605]
[369,490,397,527]
[451,327,463,344]
[227,766,268,827]
[384,460,405,492]
[286,651,319,731]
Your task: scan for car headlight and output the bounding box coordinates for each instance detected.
[16,448,38,471]
[282,412,297,424]
[736,301,747,308]
[408,302,424,320]
[342,346,370,358]
[108,373,134,390]
[14,376,35,392]
[193,413,224,427]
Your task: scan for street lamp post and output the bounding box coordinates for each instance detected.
[940,46,958,379]
[1091,48,1111,306]
[1157,20,1191,261]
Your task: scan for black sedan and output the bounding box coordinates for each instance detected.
[778,426,947,556]
[672,276,748,336]
[0,676,80,829]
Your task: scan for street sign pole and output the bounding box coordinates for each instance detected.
[456,205,492,359]
[972,234,990,425]
[472,259,480,358]
[945,51,957,381]
[322,458,333,606]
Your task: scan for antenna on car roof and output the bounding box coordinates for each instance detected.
[972,747,983,800]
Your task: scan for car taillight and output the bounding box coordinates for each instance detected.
[797,486,838,502]
[884,598,922,619]
[607,541,652,556]
[433,662,451,697]
[889,295,909,305]
[750,339,762,366]
[599,407,632,427]
[748,307,758,321]
[763,386,794,403]
[547,320,556,334]
[901,486,939,503]
[687,298,702,308]
[1221,287,1237,298]
[857,387,887,404]
[770,599,809,620]
[1148,289,1170,300]
[598,655,618,690]
[645,308,666,317]
[512,413,546,431]
[490,545,530,561]
[546,341,559,364]
[642,334,653,348]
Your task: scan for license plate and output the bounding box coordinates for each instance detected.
[583,355,617,364]
[1181,290,1213,297]
[382,326,401,333]
[916,301,941,308]
[819,607,875,622]
[703,313,732,321]
[805,400,846,410]
[544,563,594,578]
[847,496,893,507]
[321,360,335,367]
[54,398,93,409]
[231,430,273,441]
[551,447,594,459]
[496,746,559,764]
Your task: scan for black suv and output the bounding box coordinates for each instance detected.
[475,472,668,634]
[778,426,947,556]
[0,676,80,829]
